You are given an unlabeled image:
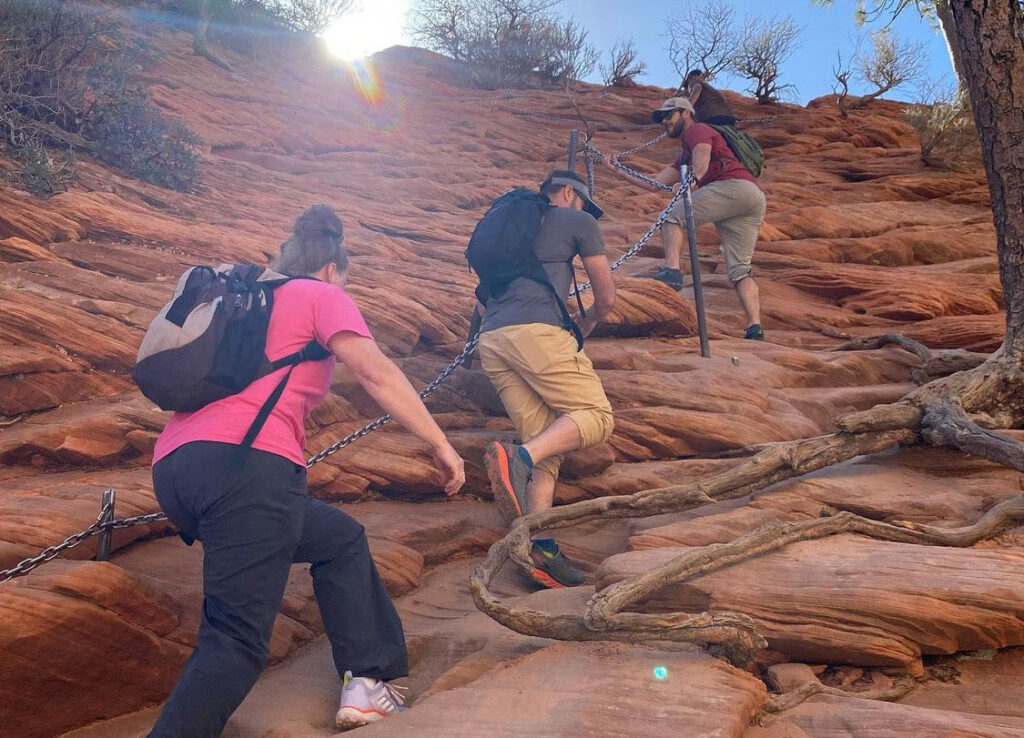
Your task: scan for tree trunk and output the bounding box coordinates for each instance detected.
[193,0,211,56]
[934,0,969,87]
[948,0,1024,354]
[192,0,233,72]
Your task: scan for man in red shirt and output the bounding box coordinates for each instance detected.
[606,97,767,340]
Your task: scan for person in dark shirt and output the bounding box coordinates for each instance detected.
[605,97,767,340]
[478,170,617,588]
[684,69,737,126]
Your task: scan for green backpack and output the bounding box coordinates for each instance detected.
[709,124,764,177]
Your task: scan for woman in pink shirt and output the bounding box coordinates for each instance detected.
[147,205,465,737]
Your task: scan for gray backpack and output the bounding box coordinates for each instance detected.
[133,263,329,449]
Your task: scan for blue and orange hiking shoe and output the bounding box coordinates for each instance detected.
[484,441,532,525]
[527,539,586,588]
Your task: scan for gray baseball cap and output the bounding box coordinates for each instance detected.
[652,96,695,123]
[541,169,604,220]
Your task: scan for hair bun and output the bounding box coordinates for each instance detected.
[293,204,343,241]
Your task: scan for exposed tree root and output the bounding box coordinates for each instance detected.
[763,677,918,714]
[837,333,934,361]
[470,429,917,660]
[834,333,989,383]
[471,350,1024,711]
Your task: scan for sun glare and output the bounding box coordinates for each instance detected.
[322,0,408,61]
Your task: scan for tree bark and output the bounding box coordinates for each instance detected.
[934,0,969,87]
[948,0,1024,353]
[193,0,233,72]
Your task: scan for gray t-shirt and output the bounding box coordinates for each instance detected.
[481,206,606,333]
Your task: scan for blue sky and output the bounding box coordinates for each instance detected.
[556,0,957,102]
[327,0,957,104]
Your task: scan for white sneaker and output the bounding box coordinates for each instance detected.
[335,670,407,730]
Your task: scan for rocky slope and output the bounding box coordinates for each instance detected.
[0,15,1020,738]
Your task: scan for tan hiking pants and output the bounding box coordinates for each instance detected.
[666,178,766,283]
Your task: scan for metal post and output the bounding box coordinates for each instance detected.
[96,488,115,561]
[681,165,711,358]
[568,129,579,171]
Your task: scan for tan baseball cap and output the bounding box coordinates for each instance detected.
[651,97,695,123]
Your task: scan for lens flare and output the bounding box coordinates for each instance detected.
[654,666,668,681]
[347,59,381,105]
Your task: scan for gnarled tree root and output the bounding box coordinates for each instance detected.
[763,677,918,715]
[835,333,989,384]
[470,429,918,659]
[471,352,1024,705]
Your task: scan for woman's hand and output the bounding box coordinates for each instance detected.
[432,439,465,496]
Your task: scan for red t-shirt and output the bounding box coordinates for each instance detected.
[675,123,759,188]
[152,279,372,467]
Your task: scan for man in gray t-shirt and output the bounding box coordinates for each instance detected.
[481,205,607,333]
[478,169,617,589]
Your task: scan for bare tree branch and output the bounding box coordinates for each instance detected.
[601,38,646,88]
[851,27,928,109]
[664,0,739,86]
[732,14,803,104]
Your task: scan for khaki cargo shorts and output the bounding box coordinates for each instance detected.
[478,323,614,481]
[666,178,766,283]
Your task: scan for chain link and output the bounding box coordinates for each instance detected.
[304,333,482,467]
[583,134,674,193]
[105,512,169,529]
[1,501,112,582]
[2,133,687,583]
[1,504,175,583]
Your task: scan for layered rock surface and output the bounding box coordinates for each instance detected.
[0,14,1017,738]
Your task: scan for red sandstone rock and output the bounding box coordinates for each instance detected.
[598,537,1024,667]
[0,18,1013,738]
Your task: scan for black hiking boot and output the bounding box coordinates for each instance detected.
[649,267,684,290]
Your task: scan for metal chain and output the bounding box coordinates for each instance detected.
[573,183,689,296]
[2,134,687,583]
[583,134,675,193]
[105,512,169,529]
[305,334,482,467]
[1,500,113,582]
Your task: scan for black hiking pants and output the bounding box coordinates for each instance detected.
[147,441,407,738]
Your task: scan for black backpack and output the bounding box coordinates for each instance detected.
[465,189,585,349]
[133,263,330,451]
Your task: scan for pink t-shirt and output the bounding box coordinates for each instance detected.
[152,279,372,467]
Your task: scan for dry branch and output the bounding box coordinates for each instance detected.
[764,677,917,714]
[835,333,933,361]
[835,333,989,383]
[470,429,917,655]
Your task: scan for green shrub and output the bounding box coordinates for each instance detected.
[86,95,202,192]
[14,145,77,196]
[906,84,981,170]
[0,0,202,193]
